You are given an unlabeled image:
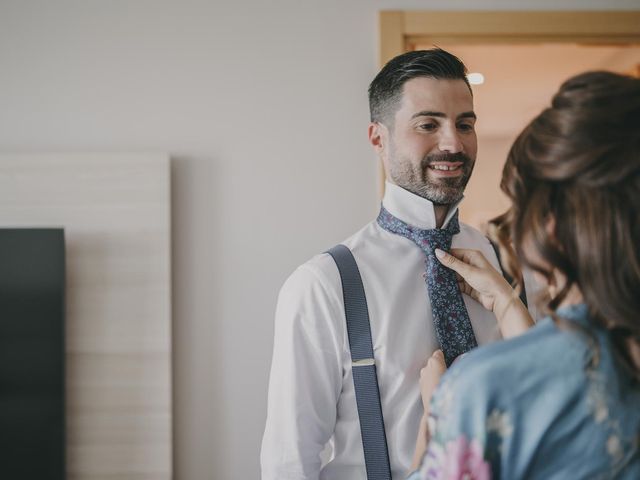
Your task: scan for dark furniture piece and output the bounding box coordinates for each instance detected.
[0,228,65,480]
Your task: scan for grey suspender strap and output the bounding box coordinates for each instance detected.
[489,240,528,308]
[326,245,392,480]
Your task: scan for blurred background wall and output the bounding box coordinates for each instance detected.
[1,0,638,478]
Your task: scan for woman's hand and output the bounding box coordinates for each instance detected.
[435,248,534,338]
[411,349,447,471]
[434,248,509,311]
[419,349,446,417]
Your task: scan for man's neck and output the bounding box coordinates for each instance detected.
[434,205,449,229]
[382,182,461,230]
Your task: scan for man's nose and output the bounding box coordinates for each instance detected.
[438,127,463,154]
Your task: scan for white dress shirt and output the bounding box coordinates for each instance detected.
[261,183,503,480]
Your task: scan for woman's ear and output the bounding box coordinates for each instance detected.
[545,214,557,238]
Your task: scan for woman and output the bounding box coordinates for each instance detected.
[408,71,640,479]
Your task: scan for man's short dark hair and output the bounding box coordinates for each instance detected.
[368,48,471,125]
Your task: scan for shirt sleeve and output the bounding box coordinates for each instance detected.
[261,261,345,480]
[414,360,513,480]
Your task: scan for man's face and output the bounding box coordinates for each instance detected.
[381,77,477,205]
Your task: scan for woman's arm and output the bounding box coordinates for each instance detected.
[410,350,446,471]
[411,416,431,472]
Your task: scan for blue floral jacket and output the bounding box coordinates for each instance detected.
[408,304,640,479]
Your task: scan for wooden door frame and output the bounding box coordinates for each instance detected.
[377,10,640,194]
[380,10,640,65]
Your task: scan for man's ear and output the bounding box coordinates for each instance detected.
[368,122,388,155]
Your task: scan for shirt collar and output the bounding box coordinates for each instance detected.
[381,181,463,230]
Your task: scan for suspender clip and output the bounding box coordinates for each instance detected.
[352,358,375,367]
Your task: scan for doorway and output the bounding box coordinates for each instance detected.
[379,11,640,229]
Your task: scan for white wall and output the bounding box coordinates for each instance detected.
[1,1,637,478]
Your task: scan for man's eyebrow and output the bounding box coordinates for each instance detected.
[458,111,477,120]
[410,110,477,120]
[411,110,445,119]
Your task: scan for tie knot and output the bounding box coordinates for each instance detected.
[377,206,460,256]
[412,229,452,255]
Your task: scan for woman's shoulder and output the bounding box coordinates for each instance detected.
[428,304,640,479]
[456,317,580,379]
[443,306,595,408]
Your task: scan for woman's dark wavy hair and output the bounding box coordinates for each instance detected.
[490,71,640,376]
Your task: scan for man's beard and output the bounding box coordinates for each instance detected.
[388,151,475,205]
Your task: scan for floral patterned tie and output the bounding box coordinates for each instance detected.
[377,206,478,366]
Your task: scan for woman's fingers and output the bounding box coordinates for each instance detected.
[429,349,446,373]
[420,350,447,398]
[434,248,474,277]
[421,351,446,385]
[421,350,446,378]
[458,279,480,302]
[450,248,492,269]
[418,350,448,439]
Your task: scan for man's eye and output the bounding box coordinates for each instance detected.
[419,123,437,131]
[458,123,474,131]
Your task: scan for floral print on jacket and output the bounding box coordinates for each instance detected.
[407,304,640,480]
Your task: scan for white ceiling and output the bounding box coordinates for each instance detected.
[422,43,640,139]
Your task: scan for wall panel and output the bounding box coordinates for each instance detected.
[0,153,171,480]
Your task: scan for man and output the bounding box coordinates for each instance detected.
[261,48,504,479]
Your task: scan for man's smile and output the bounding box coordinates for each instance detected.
[427,162,464,177]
